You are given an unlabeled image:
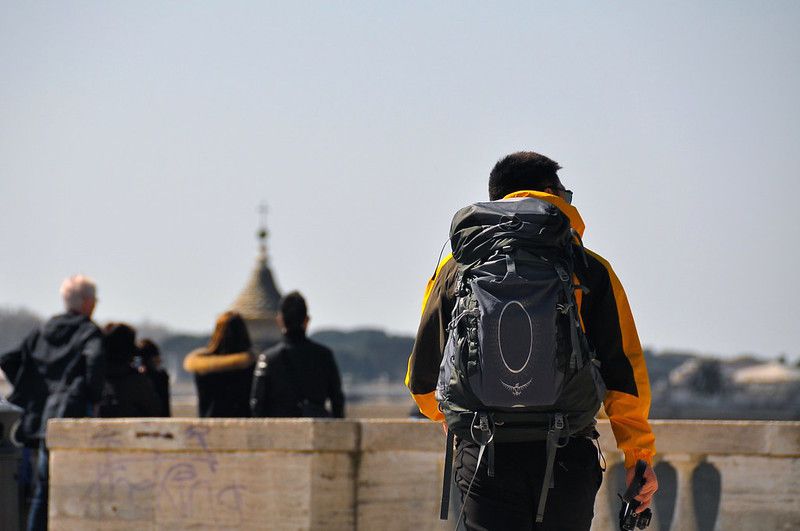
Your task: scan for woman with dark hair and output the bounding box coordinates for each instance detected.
[183,311,255,417]
[138,339,171,417]
[98,323,161,418]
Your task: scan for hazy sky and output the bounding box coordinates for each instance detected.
[1,2,798,359]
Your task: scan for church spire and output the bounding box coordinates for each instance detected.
[229,202,283,350]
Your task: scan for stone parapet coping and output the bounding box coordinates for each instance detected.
[616,420,800,457]
[45,418,800,531]
[47,418,360,452]
[48,418,800,456]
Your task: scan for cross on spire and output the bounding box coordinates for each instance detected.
[257,202,269,258]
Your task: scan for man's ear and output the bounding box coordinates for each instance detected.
[277,314,286,332]
[82,297,96,317]
[303,316,310,330]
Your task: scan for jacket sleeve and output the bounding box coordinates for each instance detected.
[325,349,345,418]
[582,251,655,468]
[0,345,23,384]
[250,353,269,417]
[405,255,456,422]
[83,331,106,404]
[0,330,38,384]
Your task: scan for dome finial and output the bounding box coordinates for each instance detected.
[257,202,269,259]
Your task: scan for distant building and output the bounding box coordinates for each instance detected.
[655,356,800,420]
[733,362,800,385]
[229,216,283,352]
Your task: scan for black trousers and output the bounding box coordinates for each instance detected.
[454,437,603,531]
[27,441,48,531]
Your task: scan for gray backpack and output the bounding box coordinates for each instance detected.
[436,197,606,523]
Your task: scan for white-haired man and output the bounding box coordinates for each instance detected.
[0,275,106,531]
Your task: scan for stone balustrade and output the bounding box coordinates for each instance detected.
[46,419,800,530]
[592,421,800,530]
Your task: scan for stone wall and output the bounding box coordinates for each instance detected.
[48,419,360,530]
[46,419,800,530]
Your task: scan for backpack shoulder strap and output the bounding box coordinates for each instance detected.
[54,348,87,396]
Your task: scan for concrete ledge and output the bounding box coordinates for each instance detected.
[646,420,798,457]
[360,419,444,452]
[48,418,360,452]
[46,418,800,531]
[50,418,800,456]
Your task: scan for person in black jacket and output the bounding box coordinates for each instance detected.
[97,323,161,418]
[0,275,105,531]
[138,339,171,417]
[183,311,255,418]
[251,291,345,418]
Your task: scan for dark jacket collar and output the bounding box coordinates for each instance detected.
[284,330,307,345]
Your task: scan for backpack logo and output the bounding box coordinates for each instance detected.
[501,379,533,396]
[498,300,533,374]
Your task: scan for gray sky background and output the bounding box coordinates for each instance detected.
[1,2,798,359]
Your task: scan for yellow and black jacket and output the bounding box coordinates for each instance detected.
[405,190,656,468]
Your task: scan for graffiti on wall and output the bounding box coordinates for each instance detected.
[81,425,247,528]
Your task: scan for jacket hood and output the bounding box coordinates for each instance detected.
[503,190,586,238]
[42,313,89,346]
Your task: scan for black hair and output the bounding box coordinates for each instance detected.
[137,338,161,360]
[280,291,308,332]
[488,151,562,200]
[103,322,137,366]
[137,338,161,371]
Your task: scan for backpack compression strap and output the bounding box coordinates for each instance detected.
[440,429,455,520]
[556,265,586,371]
[536,413,568,523]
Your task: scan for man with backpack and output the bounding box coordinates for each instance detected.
[406,152,658,530]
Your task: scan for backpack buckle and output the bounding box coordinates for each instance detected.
[470,412,495,446]
[555,265,570,283]
[505,253,517,275]
[479,414,490,432]
[499,217,523,231]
